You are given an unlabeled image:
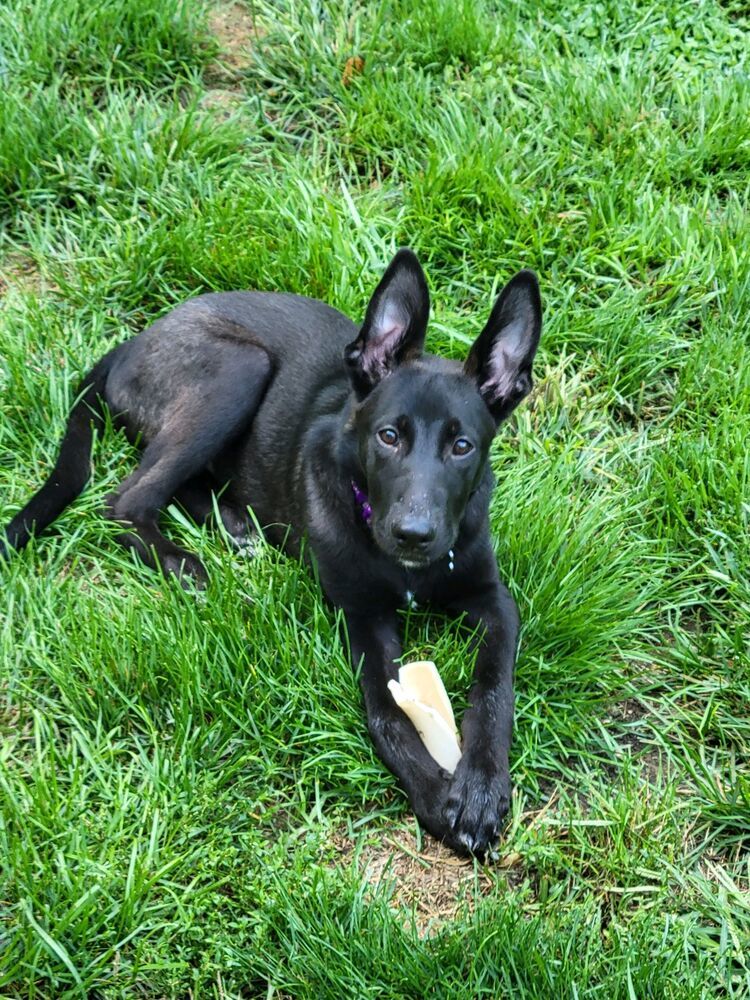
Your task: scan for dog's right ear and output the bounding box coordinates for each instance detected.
[345,249,429,398]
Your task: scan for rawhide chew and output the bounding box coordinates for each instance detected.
[387,660,462,773]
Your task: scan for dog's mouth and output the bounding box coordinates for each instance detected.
[372,524,451,571]
[397,555,432,570]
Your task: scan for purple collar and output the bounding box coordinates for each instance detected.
[351,479,372,524]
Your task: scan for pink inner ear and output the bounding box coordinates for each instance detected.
[376,323,402,342]
[361,325,403,379]
[483,317,528,401]
[361,302,407,379]
[482,346,516,401]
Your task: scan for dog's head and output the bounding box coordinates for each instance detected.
[345,249,541,568]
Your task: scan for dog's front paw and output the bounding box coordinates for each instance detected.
[443,757,510,855]
[409,771,456,843]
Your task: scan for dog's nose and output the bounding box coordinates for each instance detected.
[392,516,436,546]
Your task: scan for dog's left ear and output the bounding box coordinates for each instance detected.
[464,269,542,424]
[345,248,429,397]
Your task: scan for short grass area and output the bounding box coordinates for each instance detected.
[1,0,749,995]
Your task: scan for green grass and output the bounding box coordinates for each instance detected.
[1,0,749,995]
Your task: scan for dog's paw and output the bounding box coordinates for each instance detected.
[404,771,456,844]
[161,548,207,587]
[231,534,259,559]
[443,758,510,856]
[218,504,252,544]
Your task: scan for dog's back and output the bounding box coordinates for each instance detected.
[106,291,356,443]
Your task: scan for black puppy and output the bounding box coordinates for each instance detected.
[1,250,541,854]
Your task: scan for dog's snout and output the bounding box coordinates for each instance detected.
[392,516,436,546]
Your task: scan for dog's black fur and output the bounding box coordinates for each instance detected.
[1,250,541,854]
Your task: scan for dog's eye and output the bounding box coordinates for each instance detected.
[378,427,399,447]
[452,438,473,457]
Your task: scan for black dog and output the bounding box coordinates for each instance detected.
[1,250,541,854]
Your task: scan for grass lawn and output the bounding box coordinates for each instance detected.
[1,0,749,995]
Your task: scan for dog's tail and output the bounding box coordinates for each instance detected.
[1,349,119,558]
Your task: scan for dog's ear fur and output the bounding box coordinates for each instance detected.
[464,270,542,424]
[345,249,429,397]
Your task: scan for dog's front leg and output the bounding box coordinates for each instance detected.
[344,611,453,841]
[443,582,519,855]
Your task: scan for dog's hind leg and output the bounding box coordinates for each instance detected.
[107,345,271,582]
[172,475,251,545]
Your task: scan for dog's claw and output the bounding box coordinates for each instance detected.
[443,799,462,830]
[232,536,258,559]
[457,830,476,852]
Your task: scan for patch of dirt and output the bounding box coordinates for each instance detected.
[0,701,24,738]
[0,682,32,745]
[205,2,263,87]
[199,87,246,120]
[700,847,750,896]
[0,254,51,297]
[633,744,665,783]
[329,827,523,935]
[605,696,666,783]
[607,696,649,724]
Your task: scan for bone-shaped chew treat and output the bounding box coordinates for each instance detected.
[387,660,462,774]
